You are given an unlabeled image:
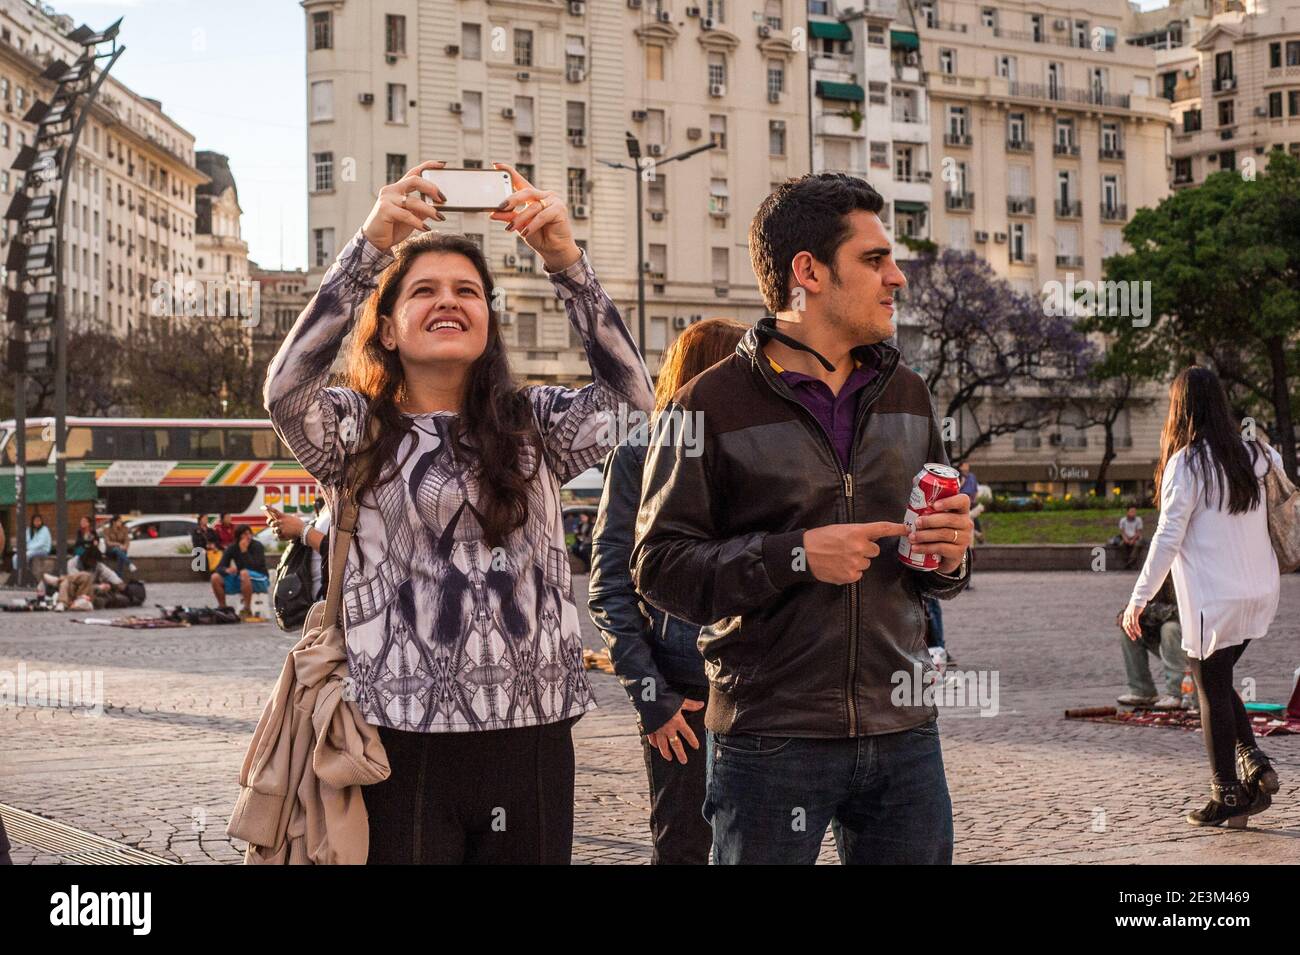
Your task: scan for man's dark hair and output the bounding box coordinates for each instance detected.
[81,545,101,568]
[748,173,885,314]
[236,526,253,542]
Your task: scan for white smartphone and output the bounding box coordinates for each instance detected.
[420,167,513,212]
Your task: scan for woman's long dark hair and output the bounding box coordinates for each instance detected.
[344,231,540,548]
[1154,366,1262,514]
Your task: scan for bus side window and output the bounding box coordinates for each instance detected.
[226,429,254,459]
[168,428,192,458]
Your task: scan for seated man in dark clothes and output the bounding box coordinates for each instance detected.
[209,525,269,618]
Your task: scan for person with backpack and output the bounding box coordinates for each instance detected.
[262,159,653,863]
[266,502,330,630]
[1123,367,1284,826]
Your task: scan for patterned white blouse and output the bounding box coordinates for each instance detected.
[265,230,654,732]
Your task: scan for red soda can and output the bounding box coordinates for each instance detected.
[897,463,961,571]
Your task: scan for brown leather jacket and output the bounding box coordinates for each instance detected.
[632,323,969,739]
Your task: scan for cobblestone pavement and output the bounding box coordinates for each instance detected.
[2,571,1298,864]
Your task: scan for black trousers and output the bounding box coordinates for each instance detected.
[1188,641,1254,786]
[366,717,578,864]
[640,688,711,865]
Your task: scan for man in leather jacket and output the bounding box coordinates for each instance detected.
[632,174,973,864]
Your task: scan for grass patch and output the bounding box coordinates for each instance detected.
[981,508,1157,545]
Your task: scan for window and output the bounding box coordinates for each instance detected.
[1289,41,1300,66]
[948,218,970,251]
[996,55,1017,80]
[648,317,668,353]
[767,61,784,99]
[867,24,884,45]
[567,100,586,137]
[311,11,332,50]
[711,247,728,285]
[647,173,666,211]
[386,154,407,183]
[0,123,7,147]
[938,49,954,74]
[764,0,782,30]
[1101,122,1120,151]
[709,178,729,216]
[516,312,537,347]
[870,141,888,168]
[868,81,887,105]
[1008,164,1029,197]
[1055,117,1074,147]
[646,45,664,81]
[769,120,786,156]
[567,167,587,207]
[648,243,667,279]
[1290,91,1300,116]
[894,144,913,180]
[706,0,725,22]
[710,114,726,150]
[1008,112,1026,144]
[312,152,334,192]
[385,15,406,55]
[646,109,666,147]
[313,228,335,267]
[1215,51,1234,81]
[1183,108,1202,133]
[1269,91,1283,119]
[310,80,333,121]
[981,8,996,29]
[514,29,533,67]
[515,96,535,136]
[462,90,482,130]
[948,106,968,137]
[1219,99,1234,127]
[387,83,407,123]
[1102,174,1120,210]
[462,23,482,60]
[708,52,726,89]
[566,35,586,75]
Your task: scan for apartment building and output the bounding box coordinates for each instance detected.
[1153,0,1300,189]
[248,262,311,366]
[194,151,251,315]
[0,0,205,337]
[303,0,810,383]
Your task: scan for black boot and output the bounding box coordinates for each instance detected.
[1186,781,1271,828]
[1236,742,1280,795]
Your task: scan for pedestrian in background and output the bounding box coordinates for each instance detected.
[1116,576,1190,710]
[1123,366,1282,827]
[1119,505,1145,569]
[588,317,746,865]
[263,160,652,863]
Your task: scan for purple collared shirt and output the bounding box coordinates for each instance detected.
[773,358,878,470]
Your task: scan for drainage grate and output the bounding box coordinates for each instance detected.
[1,803,174,865]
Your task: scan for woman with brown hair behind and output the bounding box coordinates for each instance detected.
[264,160,653,863]
[587,318,747,863]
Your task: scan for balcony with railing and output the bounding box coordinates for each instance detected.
[1007,81,1131,109]
[1006,196,1035,216]
[990,27,1113,51]
[1055,253,1084,267]
[1100,202,1127,221]
[1055,199,1082,218]
[1009,251,1038,265]
[1099,145,1125,161]
[944,191,975,211]
[1053,141,1080,157]
[1007,137,1033,153]
[894,170,932,183]
[1211,75,1237,94]
[943,131,973,147]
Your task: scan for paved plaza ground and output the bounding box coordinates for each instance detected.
[2,570,1298,864]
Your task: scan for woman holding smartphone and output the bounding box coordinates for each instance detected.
[1123,367,1283,827]
[264,161,652,863]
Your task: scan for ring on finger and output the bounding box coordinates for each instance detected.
[951,529,958,543]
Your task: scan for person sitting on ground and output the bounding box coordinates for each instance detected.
[1117,576,1191,710]
[209,525,270,618]
[1118,505,1144,569]
[42,544,125,612]
[102,514,135,576]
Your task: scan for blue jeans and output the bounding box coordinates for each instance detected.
[704,719,954,864]
[924,596,945,649]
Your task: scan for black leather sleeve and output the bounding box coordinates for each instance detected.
[587,443,684,733]
[632,403,811,626]
[912,409,971,600]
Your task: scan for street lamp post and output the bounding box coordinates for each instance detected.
[599,136,717,356]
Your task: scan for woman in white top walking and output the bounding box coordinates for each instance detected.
[1123,367,1283,827]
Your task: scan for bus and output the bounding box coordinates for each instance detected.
[0,417,319,530]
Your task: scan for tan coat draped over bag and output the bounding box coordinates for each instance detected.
[226,492,390,864]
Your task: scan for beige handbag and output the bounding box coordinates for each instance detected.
[1264,457,1300,573]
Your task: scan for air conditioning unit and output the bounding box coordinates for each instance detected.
[632,110,648,122]
[566,67,586,82]
[702,17,716,30]
[686,5,701,15]
[573,204,588,218]
[658,10,671,22]
[974,230,989,242]
[569,134,586,146]
[709,83,726,97]
[673,316,690,329]
[993,232,1007,243]
[1183,68,1196,78]
[647,144,663,156]
[1254,106,1267,117]
[358,92,375,105]
[502,107,516,119]
[385,54,397,65]
[690,313,703,323]
[1052,18,1067,30]
[715,287,729,297]
[445,44,460,56]
[758,25,771,38]
[449,101,463,113]
[641,260,654,272]
[569,0,586,13]
[768,90,780,103]
[504,254,518,268]
[518,134,534,146]
[516,71,531,81]
[650,210,665,221]
[686,126,702,139]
